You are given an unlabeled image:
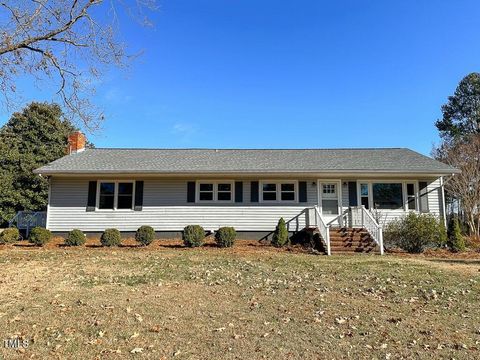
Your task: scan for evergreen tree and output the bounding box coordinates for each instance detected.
[436,73,480,141]
[272,217,289,248]
[0,102,81,225]
[447,217,466,252]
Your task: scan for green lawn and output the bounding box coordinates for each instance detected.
[1,241,479,359]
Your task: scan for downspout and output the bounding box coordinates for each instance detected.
[39,173,51,230]
[440,175,449,227]
[46,176,51,230]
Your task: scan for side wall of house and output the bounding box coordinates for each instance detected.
[47,177,444,232]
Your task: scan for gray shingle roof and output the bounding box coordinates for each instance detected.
[34,148,458,175]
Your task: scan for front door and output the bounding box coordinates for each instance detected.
[318,180,342,224]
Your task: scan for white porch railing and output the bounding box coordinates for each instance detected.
[313,205,331,256]
[304,205,383,255]
[349,206,384,255]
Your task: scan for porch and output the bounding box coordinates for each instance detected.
[289,206,384,255]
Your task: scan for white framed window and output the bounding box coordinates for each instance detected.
[217,183,233,201]
[360,183,370,209]
[406,183,417,211]
[199,183,214,201]
[97,181,135,210]
[262,183,277,201]
[281,183,295,201]
[260,181,298,202]
[356,181,419,211]
[322,184,336,194]
[196,181,234,202]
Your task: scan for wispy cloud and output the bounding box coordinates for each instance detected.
[171,122,197,143]
[104,87,133,103]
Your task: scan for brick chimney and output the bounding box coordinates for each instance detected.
[67,131,86,154]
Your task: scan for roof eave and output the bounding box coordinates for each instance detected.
[34,168,460,177]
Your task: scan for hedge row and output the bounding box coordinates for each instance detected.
[3,225,238,248]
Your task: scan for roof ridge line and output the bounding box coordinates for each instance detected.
[89,147,407,151]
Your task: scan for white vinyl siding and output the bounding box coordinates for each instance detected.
[48,178,318,232]
[48,177,444,232]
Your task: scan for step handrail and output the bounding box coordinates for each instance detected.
[357,206,384,255]
[313,205,331,256]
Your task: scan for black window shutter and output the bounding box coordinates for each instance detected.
[86,181,97,212]
[187,181,196,203]
[419,181,429,213]
[348,181,358,206]
[250,181,259,202]
[134,181,144,211]
[299,181,307,202]
[235,181,243,203]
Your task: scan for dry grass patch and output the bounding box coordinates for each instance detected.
[0,240,479,359]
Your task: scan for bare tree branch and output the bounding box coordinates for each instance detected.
[0,0,157,130]
[434,135,480,237]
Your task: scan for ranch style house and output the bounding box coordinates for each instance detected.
[34,132,458,254]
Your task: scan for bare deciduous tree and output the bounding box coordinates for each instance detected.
[0,0,156,130]
[434,135,480,237]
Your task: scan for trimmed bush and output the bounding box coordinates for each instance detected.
[182,225,205,247]
[448,217,465,252]
[436,220,448,247]
[215,227,236,247]
[0,228,20,244]
[100,228,121,247]
[135,225,155,246]
[28,227,52,246]
[65,229,86,246]
[272,217,289,248]
[384,212,442,253]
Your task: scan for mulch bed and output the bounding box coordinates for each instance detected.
[2,237,479,259]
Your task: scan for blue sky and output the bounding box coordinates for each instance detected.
[2,0,480,155]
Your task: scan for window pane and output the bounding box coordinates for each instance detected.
[361,196,369,209]
[118,182,133,195]
[281,183,294,192]
[100,182,115,195]
[99,182,115,209]
[408,197,416,210]
[323,184,336,194]
[218,183,231,192]
[99,195,114,209]
[117,195,133,209]
[263,183,276,192]
[322,199,339,215]
[281,192,295,201]
[263,192,277,201]
[200,183,213,191]
[407,183,415,196]
[372,183,403,210]
[361,184,369,196]
[218,192,231,201]
[199,192,213,201]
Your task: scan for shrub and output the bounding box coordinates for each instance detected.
[28,227,52,246]
[100,228,121,247]
[215,227,236,247]
[135,225,155,246]
[272,217,289,248]
[0,228,20,244]
[447,217,465,252]
[65,229,86,246]
[182,225,205,247]
[436,220,448,247]
[384,212,442,253]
